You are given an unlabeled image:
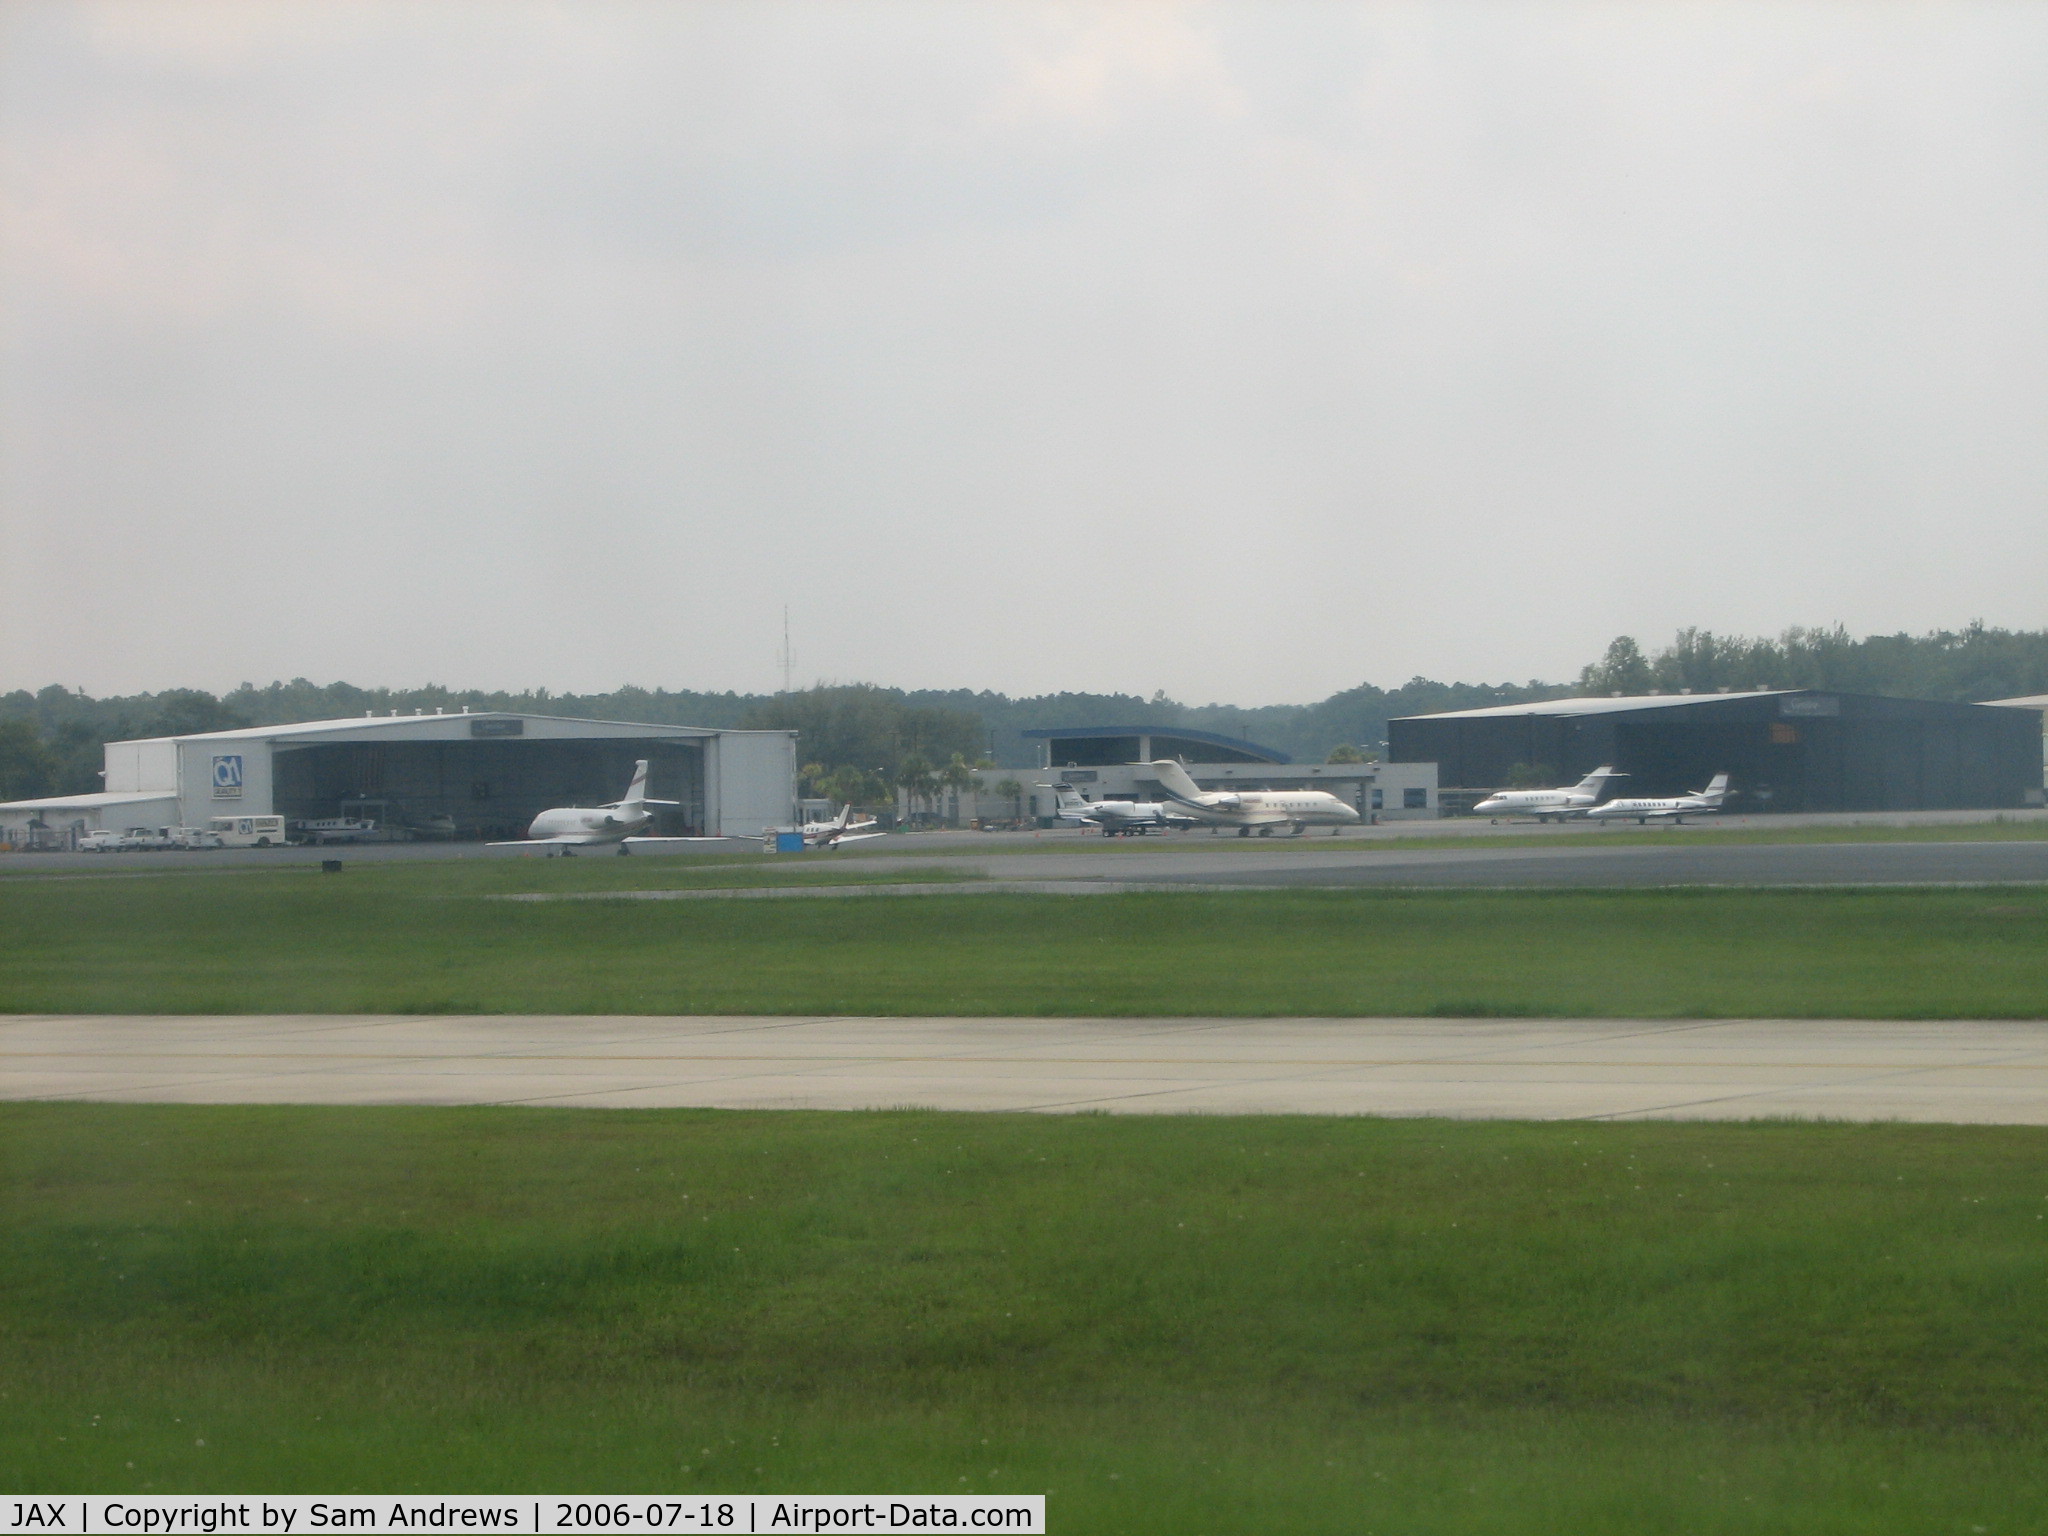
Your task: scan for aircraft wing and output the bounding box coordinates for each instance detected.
[620,834,750,848]
[826,830,888,845]
[487,834,612,847]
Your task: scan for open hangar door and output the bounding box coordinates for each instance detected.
[272,739,706,839]
[1608,722,1798,808]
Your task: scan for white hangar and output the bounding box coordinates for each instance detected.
[0,711,796,846]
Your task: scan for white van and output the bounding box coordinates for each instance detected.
[208,815,289,848]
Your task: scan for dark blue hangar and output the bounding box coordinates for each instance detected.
[1389,690,2044,813]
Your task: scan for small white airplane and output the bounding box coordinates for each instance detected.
[767,805,886,849]
[1145,759,1362,836]
[1042,784,1197,836]
[490,760,730,854]
[1582,773,1732,825]
[1473,766,1627,822]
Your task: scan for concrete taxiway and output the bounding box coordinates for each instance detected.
[6,807,2044,875]
[5,1014,2046,1124]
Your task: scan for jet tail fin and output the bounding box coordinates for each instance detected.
[1572,765,1625,795]
[1147,759,1205,802]
[1698,772,1731,803]
[622,759,651,804]
[1036,783,1090,814]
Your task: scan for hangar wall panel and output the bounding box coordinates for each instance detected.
[180,739,274,823]
[708,732,797,836]
[104,740,180,794]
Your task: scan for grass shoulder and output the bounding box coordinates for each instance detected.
[3,1103,2045,1528]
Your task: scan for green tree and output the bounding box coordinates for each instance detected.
[1325,743,1365,764]
[1579,636,1654,696]
[993,777,1026,822]
[822,765,889,811]
[144,689,247,738]
[894,754,936,825]
[938,753,978,827]
[741,686,983,777]
[0,719,54,800]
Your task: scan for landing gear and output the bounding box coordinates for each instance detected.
[617,843,632,855]
[1237,826,1252,838]
[1257,826,1274,838]
[1290,821,1306,837]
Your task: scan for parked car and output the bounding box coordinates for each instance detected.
[77,829,124,852]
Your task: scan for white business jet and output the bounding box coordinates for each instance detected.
[1042,784,1196,836]
[1145,759,1361,836]
[490,760,729,854]
[1473,766,1626,823]
[1582,773,1732,825]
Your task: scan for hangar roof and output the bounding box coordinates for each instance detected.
[0,790,180,813]
[107,712,769,747]
[1401,690,2041,724]
[1398,691,1789,721]
[1021,725,1290,764]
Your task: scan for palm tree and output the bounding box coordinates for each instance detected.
[993,777,1025,825]
[938,753,977,827]
[895,754,936,826]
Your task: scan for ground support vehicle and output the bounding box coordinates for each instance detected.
[207,815,290,848]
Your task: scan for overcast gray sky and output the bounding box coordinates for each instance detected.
[4,1,2044,703]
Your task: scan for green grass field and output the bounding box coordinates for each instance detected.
[2,860,2046,1017]
[4,1103,2046,1531]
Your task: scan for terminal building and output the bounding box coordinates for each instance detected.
[0,711,797,847]
[1390,690,2044,813]
[981,725,1438,822]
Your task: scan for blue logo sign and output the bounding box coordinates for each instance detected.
[212,755,244,798]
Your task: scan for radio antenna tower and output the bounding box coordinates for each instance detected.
[778,607,794,695]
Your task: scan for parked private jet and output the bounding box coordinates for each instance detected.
[1582,773,1732,825]
[1472,766,1626,822]
[490,760,727,854]
[1145,759,1361,836]
[1043,784,1197,836]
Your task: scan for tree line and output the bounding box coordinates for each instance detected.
[5,623,2045,803]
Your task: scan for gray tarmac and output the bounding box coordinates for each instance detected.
[7,807,2047,877]
[6,1013,2046,1123]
